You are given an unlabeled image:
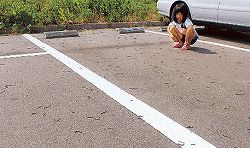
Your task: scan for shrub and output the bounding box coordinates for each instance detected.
[0,0,160,33]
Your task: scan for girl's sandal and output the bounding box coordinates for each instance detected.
[181,43,191,50]
[172,42,184,48]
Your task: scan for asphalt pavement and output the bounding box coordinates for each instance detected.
[0,27,250,147]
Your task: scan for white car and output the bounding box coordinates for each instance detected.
[157,0,250,31]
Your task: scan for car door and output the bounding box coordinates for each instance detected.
[187,0,219,23]
[157,0,173,17]
[218,0,250,26]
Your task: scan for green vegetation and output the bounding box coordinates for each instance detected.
[0,0,159,33]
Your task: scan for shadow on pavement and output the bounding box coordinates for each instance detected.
[196,28,250,46]
[190,47,217,54]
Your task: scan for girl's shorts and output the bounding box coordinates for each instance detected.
[181,35,199,45]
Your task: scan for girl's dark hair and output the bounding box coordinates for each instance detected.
[171,3,189,24]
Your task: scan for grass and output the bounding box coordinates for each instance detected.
[0,0,160,33]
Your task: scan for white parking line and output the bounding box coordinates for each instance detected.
[23,34,216,148]
[0,52,49,59]
[145,30,250,53]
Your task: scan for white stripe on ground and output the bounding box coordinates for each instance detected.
[23,34,215,148]
[0,52,49,59]
[145,30,250,53]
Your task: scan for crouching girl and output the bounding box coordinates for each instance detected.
[168,3,199,50]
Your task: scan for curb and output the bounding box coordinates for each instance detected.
[0,21,168,35]
[67,21,167,30]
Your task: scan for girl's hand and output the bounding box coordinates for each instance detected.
[185,42,190,46]
[181,29,187,34]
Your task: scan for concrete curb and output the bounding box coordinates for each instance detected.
[48,21,167,31]
[0,21,168,35]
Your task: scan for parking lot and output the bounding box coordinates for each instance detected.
[0,27,250,147]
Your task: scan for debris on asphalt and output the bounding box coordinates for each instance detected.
[100,111,107,114]
[44,104,52,109]
[137,115,143,119]
[5,84,14,88]
[87,116,100,120]
[75,131,84,134]
[44,30,79,39]
[177,141,185,146]
[129,87,139,90]
[37,105,43,109]
[223,135,231,138]
[210,103,216,106]
[196,99,204,103]
[117,27,145,34]
[54,118,62,122]
[235,92,245,96]
[0,90,5,94]
[161,26,168,32]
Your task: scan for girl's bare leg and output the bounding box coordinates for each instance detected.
[185,26,196,45]
[168,26,183,43]
[181,26,196,50]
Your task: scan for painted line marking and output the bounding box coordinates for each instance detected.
[23,34,215,148]
[0,52,49,59]
[145,30,250,53]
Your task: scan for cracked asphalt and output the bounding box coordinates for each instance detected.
[0,27,250,147]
